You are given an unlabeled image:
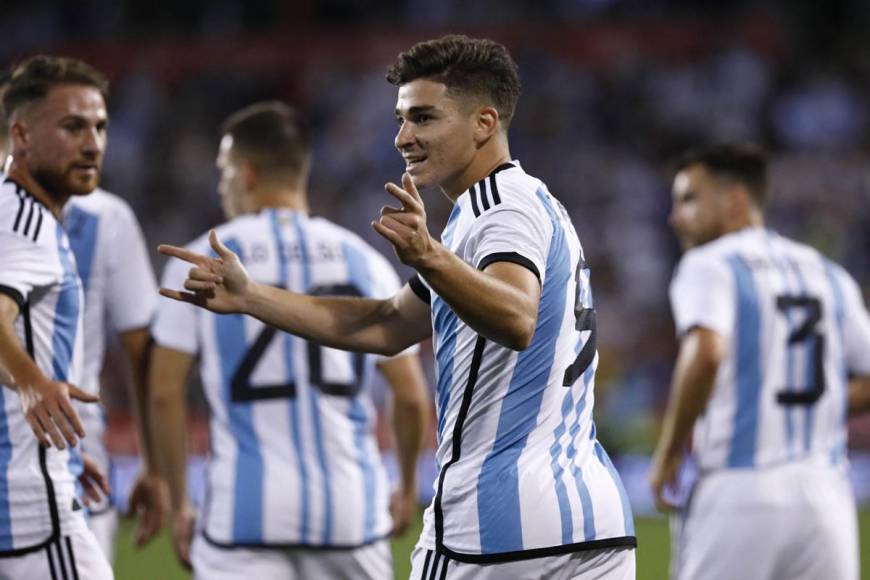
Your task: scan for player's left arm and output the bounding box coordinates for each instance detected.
[848,376,870,416]
[377,352,429,536]
[373,173,540,351]
[649,326,725,510]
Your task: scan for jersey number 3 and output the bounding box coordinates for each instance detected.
[776,295,826,406]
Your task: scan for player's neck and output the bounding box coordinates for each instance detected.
[442,138,511,202]
[249,188,309,215]
[723,209,764,235]
[5,159,68,218]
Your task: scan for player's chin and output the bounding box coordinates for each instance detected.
[67,176,100,196]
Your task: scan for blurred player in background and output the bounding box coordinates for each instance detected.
[650,144,870,580]
[62,147,168,560]
[0,68,9,164]
[160,35,636,579]
[149,101,429,579]
[0,56,113,579]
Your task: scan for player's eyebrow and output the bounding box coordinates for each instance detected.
[395,105,438,117]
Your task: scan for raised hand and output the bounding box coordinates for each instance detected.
[158,229,251,314]
[372,172,438,268]
[18,378,98,449]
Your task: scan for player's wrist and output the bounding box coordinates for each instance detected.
[414,241,447,275]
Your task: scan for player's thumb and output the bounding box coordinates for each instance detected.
[68,384,99,403]
[209,229,233,260]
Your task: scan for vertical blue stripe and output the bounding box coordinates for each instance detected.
[476,188,571,553]
[214,237,264,543]
[63,206,99,291]
[342,241,377,541]
[726,254,762,468]
[432,203,463,449]
[284,211,315,543]
[0,390,11,549]
[549,389,576,544]
[594,441,635,536]
[824,262,848,465]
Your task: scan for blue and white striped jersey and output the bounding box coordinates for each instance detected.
[0,177,88,553]
[152,208,404,548]
[63,189,157,489]
[670,226,870,472]
[413,162,635,562]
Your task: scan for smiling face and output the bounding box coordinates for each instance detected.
[394,79,482,197]
[12,84,107,198]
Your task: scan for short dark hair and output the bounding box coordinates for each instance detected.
[674,143,768,206]
[386,35,521,127]
[0,68,11,138]
[2,55,109,118]
[220,101,310,179]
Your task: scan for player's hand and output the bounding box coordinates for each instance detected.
[389,486,418,536]
[18,378,98,449]
[171,502,196,570]
[373,172,439,268]
[78,452,110,508]
[158,229,251,314]
[648,449,682,512]
[129,470,169,548]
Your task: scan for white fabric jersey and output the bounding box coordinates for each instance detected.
[0,177,87,553]
[670,226,870,472]
[152,208,404,548]
[412,162,635,562]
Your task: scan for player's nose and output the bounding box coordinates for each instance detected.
[394,121,415,150]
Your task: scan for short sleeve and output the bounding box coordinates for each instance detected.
[104,202,158,332]
[466,205,550,282]
[838,271,870,376]
[151,255,199,354]
[669,250,735,338]
[0,231,58,307]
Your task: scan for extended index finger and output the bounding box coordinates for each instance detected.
[384,181,423,214]
[401,171,424,204]
[158,244,209,267]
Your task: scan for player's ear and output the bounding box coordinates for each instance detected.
[8,119,31,154]
[473,106,500,144]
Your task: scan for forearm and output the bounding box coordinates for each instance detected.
[848,376,870,417]
[244,283,410,356]
[391,385,428,493]
[121,328,159,471]
[416,244,537,350]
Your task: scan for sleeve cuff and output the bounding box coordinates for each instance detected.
[408,275,430,305]
[477,252,541,281]
[0,285,25,310]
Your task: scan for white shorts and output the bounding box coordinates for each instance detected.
[190,534,392,580]
[86,507,118,564]
[672,459,859,580]
[0,527,113,580]
[408,546,635,580]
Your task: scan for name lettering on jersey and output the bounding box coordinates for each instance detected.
[243,241,346,264]
[11,186,45,242]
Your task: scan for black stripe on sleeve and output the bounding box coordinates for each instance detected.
[0,285,25,310]
[489,174,501,205]
[22,199,35,237]
[12,189,25,233]
[65,537,80,580]
[438,556,450,580]
[468,185,481,217]
[478,180,490,211]
[32,208,44,242]
[429,551,442,580]
[54,541,69,580]
[477,252,541,282]
[408,275,431,305]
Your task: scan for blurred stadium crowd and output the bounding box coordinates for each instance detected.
[2,0,868,472]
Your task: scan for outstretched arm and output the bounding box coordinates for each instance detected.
[158,231,431,356]
[849,376,870,417]
[649,326,724,511]
[372,173,540,351]
[0,294,98,448]
[378,353,429,535]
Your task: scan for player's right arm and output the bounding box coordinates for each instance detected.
[158,230,431,356]
[148,343,196,569]
[0,293,97,449]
